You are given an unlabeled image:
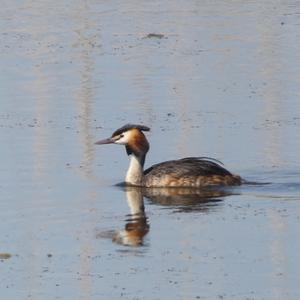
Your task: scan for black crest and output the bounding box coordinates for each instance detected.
[112,123,150,137]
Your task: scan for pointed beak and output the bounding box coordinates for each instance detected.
[95,138,114,145]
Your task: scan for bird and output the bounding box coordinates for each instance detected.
[95,124,242,187]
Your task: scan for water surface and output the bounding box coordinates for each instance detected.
[1,1,300,299]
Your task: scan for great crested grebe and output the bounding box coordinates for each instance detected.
[95,124,242,187]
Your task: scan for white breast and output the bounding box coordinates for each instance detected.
[125,155,143,185]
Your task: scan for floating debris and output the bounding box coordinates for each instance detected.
[144,33,165,39]
[0,253,12,259]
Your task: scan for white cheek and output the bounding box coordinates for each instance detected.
[115,132,131,145]
[115,139,126,145]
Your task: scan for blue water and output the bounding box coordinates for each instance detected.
[1,1,300,299]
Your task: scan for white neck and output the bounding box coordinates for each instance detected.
[125,155,144,186]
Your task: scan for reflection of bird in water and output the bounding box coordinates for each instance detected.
[98,185,233,247]
[141,186,236,213]
[142,187,231,207]
[95,124,242,187]
[112,187,149,247]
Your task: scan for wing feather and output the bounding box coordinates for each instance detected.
[144,157,232,177]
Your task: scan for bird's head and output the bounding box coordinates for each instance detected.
[95,124,150,157]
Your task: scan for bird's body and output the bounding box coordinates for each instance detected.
[143,157,241,187]
[95,124,242,188]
